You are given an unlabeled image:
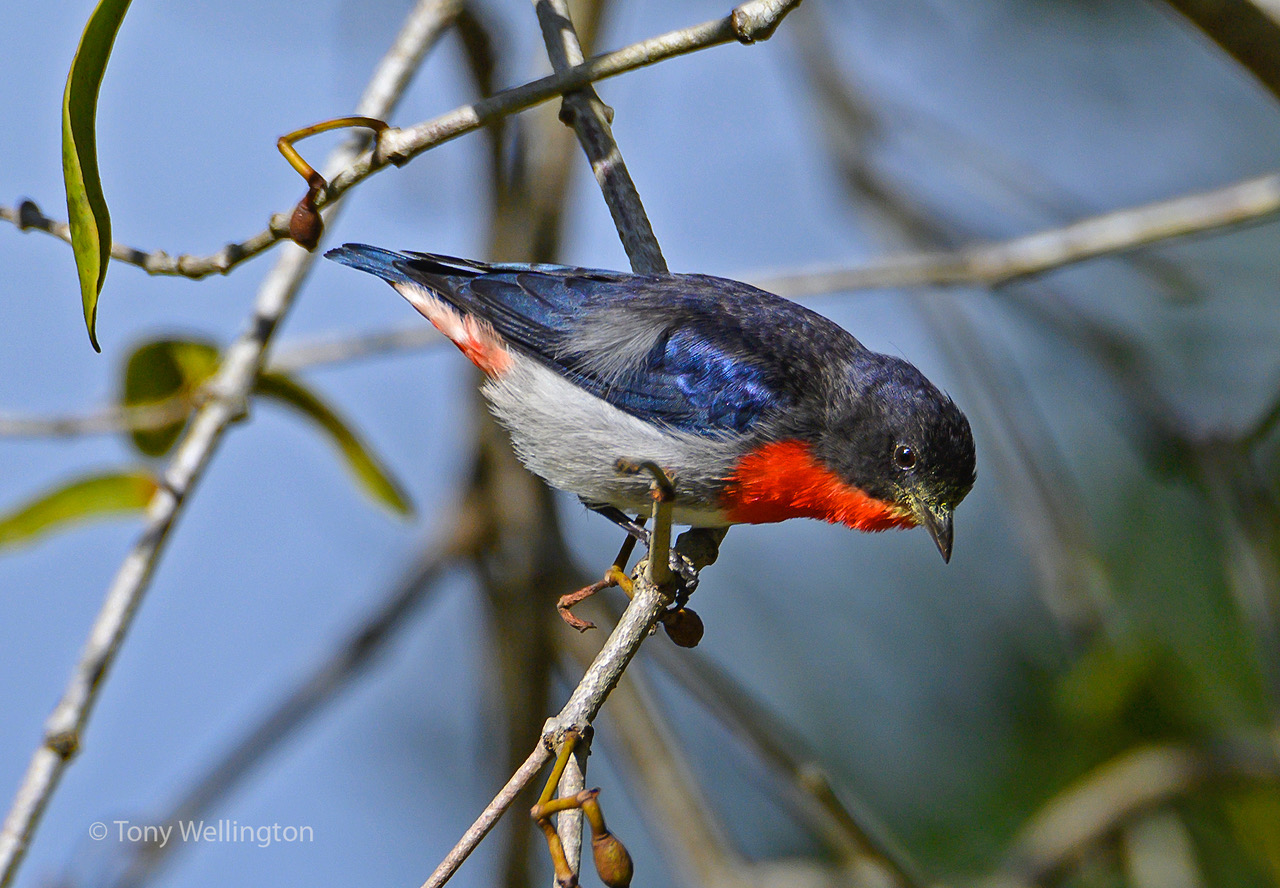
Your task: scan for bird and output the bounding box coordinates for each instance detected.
[326,245,976,563]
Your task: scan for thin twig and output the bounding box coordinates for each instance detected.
[558,599,746,887]
[2,1,800,280]
[0,327,444,440]
[420,745,553,888]
[0,4,463,886]
[761,170,1280,296]
[0,399,193,439]
[0,200,290,278]
[535,0,667,273]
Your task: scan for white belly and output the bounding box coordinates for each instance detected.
[482,354,741,525]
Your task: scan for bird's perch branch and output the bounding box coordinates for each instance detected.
[0,3,463,886]
[419,562,673,888]
[424,460,726,888]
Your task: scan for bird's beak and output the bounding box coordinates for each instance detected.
[914,502,954,563]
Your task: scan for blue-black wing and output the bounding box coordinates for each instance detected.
[327,246,857,437]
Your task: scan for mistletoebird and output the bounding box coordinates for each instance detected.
[327,246,976,562]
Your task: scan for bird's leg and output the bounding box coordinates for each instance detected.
[590,495,701,589]
[566,465,727,644]
[531,729,633,888]
[587,505,650,544]
[556,532,640,632]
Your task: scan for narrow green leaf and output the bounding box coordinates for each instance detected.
[63,0,134,352]
[0,470,158,551]
[254,372,413,517]
[120,338,221,457]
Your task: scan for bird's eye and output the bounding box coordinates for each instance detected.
[893,444,917,470]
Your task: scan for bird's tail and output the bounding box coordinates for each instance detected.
[326,244,503,286]
[324,243,416,282]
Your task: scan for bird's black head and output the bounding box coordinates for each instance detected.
[814,352,976,561]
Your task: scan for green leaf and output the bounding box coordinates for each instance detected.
[121,338,221,457]
[254,371,413,517]
[63,0,134,352]
[0,470,158,551]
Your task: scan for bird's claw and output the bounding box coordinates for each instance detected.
[669,550,699,592]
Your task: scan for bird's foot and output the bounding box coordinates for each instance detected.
[556,565,632,633]
[586,504,702,589]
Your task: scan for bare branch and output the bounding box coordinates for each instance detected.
[762,170,1280,296]
[0,325,444,439]
[0,399,192,439]
[0,199,289,278]
[2,1,802,280]
[0,4,463,885]
[373,1,803,174]
[420,569,670,888]
[420,745,553,888]
[559,600,745,887]
[422,501,731,888]
[535,0,667,273]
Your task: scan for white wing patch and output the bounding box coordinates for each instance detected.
[552,306,668,388]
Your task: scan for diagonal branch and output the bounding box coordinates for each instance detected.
[420,513,730,888]
[761,170,1280,296]
[0,4,463,886]
[2,0,802,281]
[535,0,667,273]
[419,570,670,888]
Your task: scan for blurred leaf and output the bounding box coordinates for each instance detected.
[1223,787,1280,884]
[62,0,133,352]
[0,470,158,551]
[121,338,221,457]
[254,371,412,517]
[1058,640,1160,725]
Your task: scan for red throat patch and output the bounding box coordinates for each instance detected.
[721,440,916,531]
